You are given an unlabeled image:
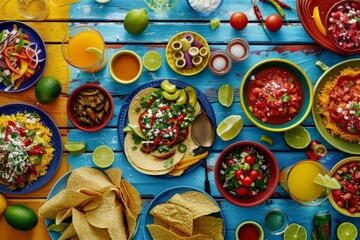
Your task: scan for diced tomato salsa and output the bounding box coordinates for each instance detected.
[246,67,303,124]
[328,73,360,135]
[332,161,360,214]
[327,2,360,50]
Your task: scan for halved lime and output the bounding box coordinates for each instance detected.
[216,115,243,141]
[143,51,162,71]
[284,126,311,149]
[92,145,114,168]
[47,223,69,232]
[260,134,274,146]
[312,174,341,190]
[64,142,86,155]
[337,222,358,240]
[218,84,234,107]
[210,17,220,30]
[283,223,307,240]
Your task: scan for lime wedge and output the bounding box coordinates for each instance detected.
[34,135,46,146]
[216,115,243,141]
[284,126,311,149]
[47,223,69,232]
[337,222,358,240]
[143,51,162,71]
[127,124,147,139]
[284,223,307,240]
[313,173,341,189]
[218,84,234,107]
[92,145,114,168]
[123,125,132,133]
[260,134,274,146]
[210,17,220,30]
[315,60,329,71]
[86,47,103,60]
[64,142,86,155]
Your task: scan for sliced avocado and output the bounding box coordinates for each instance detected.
[185,86,197,107]
[162,90,180,101]
[160,79,177,93]
[176,89,188,106]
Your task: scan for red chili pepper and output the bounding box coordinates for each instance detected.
[27,146,46,155]
[4,121,16,143]
[23,137,33,147]
[146,97,156,108]
[162,124,179,146]
[158,106,172,111]
[252,0,272,40]
[5,56,21,75]
[151,149,176,159]
[138,111,148,129]
[273,0,292,9]
[178,127,189,142]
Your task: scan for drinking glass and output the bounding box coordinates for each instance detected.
[48,0,79,7]
[17,0,49,21]
[264,208,289,235]
[61,26,108,73]
[144,0,178,12]
[280,160,329,206]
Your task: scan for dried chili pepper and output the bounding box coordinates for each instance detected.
[267,0,292,24]
[273,0,292,10]
[252,0,272,40]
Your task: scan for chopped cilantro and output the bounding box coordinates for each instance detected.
[164,157,174,169]
[280,93,290,102]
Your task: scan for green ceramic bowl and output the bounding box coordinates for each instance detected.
[312,58,360,154]
[240,58,313,132]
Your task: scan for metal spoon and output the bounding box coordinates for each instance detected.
[191,112,215,147]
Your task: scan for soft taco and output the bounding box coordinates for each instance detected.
[123,82,201,175]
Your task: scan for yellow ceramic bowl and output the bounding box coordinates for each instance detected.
[109,50,142,84]
[329,156,360,217]
[235,221,264,240]
[240,58,313,132]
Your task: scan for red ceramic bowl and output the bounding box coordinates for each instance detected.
[325,0,360,54]
[67,83,114,132]
[214,141,279,207]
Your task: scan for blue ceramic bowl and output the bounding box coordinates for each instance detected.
[240,58,313,132]
[186,0,223,16]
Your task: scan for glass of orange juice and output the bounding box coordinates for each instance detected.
[280,160,329,206]
[61,26,108,73]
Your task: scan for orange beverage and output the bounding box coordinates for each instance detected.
[62,26,108,73]
[280,160,328,206]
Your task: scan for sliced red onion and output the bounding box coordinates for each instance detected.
[25,44,39,68]
[184,51,193,68]
[192,39,203,49]
[0,59,6,68]
[182,32,194,44]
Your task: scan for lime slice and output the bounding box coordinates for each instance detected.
[216,115,243,141]
[260,134,274,146]
[284,126,311,149]
[86,47,103,60]
[92,145,114,168]
[127,124,147,139]
[337,222,358,240]
[315,60,329,71]
[123,125,132,133]
[34,135,46,146]
[143,51,162,71]
[96,0,110,3]
[64,142,86,155]
[218,84,234,107]
[47,223,69,232]
[210,17,220,30]
[284,223,307,240]
[318,174,341,189]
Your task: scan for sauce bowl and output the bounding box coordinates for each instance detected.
[109,50,142,84]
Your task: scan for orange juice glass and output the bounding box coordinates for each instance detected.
[280,160,329,206]
[61,26,108,73]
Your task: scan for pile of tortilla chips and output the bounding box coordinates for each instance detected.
[146,191,224,240]
[39,167,142,240]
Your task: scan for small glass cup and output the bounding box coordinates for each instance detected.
[17,0,49,21]
[144,0,178,12]
[208,50,232,75]
[280,160,329,206]
[61,26,108,73]
[263,208,289,235]
[48,0,78,7]
[226,38,250,62]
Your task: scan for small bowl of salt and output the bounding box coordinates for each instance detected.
[226,38,250,62]
[186,0,223,16]
[208,50,232,75]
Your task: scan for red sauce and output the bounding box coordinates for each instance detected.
[246,67,304,124]
[237,223,260,240]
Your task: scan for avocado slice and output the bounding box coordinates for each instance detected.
[185,86,197,107]
[160,79,177,93]
[176,89,188,106]
[162,90,180,101]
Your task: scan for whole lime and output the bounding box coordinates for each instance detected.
[124,8,149,35]
[5,204,38,231]
[35,76,62,104]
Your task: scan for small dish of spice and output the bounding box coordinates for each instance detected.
[208,50,232,75]
[226,38,250,62]
[67,83,114,132]
[186,0,223,16]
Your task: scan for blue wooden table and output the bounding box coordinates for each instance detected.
[1,0,360,239]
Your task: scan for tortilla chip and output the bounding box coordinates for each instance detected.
[150,202,193,236]
[123,203,138,240]
[184,235,213,240]
[105,168,122,187]
[69,237,79,240]
[120,179,142,216]
[193,216,224,240]
[59,223,77,240]
[153,216,170,229]
[55,208,73,225]
[38,189,91,219]
[67,167,114,193]
[146,224,183,240]
[78,189,103,212]
[72,208,111,240]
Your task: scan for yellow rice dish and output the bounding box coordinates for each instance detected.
[0,112,54,190]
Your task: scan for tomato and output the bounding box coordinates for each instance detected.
[236,187,248,196]
[265,14,283,32]
[242,176,253,187]
[249,170,259,180]
[226,159,235,166]
[244,155,255,166]
[234,170,245,180]
[230,12,248,30]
